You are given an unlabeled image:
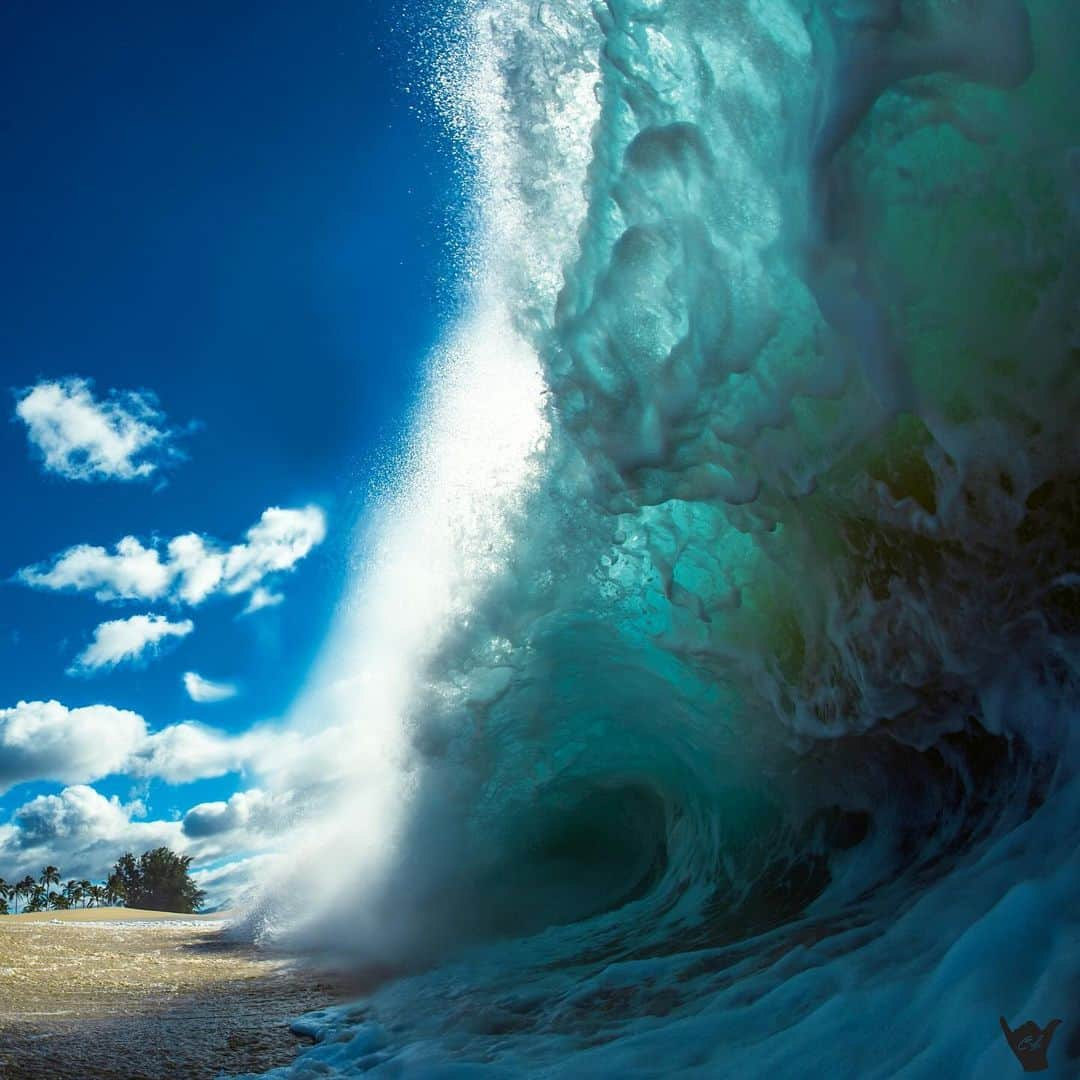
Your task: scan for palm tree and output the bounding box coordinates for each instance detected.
[0,878,9,914]
[105,872,125,907]
[64,880,79,906]
[89,885,107,908]
[40,866,60,897]
[79,879,93,908]
[16,876,36,914]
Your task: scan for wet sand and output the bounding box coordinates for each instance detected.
[0,909,343,1079]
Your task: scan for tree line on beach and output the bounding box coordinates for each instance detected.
[0,847,205,914]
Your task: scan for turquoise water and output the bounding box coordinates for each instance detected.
[244,1,1080,1075]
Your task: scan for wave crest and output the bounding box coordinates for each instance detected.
[251,2,1080,1075]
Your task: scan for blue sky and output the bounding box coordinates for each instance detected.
[0,2,455,902]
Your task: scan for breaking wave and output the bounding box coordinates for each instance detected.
[247,1,1080,1075]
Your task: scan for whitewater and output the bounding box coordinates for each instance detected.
[238,1,1079,1076]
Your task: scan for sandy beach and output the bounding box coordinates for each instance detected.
[0,908,342,1079]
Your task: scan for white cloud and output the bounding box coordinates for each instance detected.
[130,721,255,784]
[0,784,287,909]
[127,720,307,788]
[0,700,317,897]
[0,700,300,796]
[243,586,284,614]
[181,788,295,839]
[183,672,237,704]
[0,693,360,839]
[181,796,249,839]
[219,507,326,594]
[0,785,183,882]
[0,701,148,795]
[13,785,152,847]
[18,506,326,612]
[20,536,172,602]
[0,681,366,908]
[14,377,181,482]
[0,696,342,906]
[70,614,193,674]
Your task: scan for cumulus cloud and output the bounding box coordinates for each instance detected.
[14,377,182,482]
[70,614,193,674]
[0,785,182,882]
[17,506,326,612]
[0,691,357,828]
[128,721,264,784]
[0,784,286,909]
[0,701,148,795]
[181,798,249,839]
[181,788,295,839]
[0,699,304,799]
[20,536,172,601]
[12,785,160,848]
[122,717,306,788]
[183,671,237,703]
[0,698,333,905]
[0,690,349,905]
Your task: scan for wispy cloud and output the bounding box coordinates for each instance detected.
[17,505,326,611]
[69,613,194,674]
[183,671,238,703]
[243,586,284,615]
[14,376,184,482]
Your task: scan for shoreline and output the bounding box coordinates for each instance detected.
[3,905,233,923]
[0,907,343,1078]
